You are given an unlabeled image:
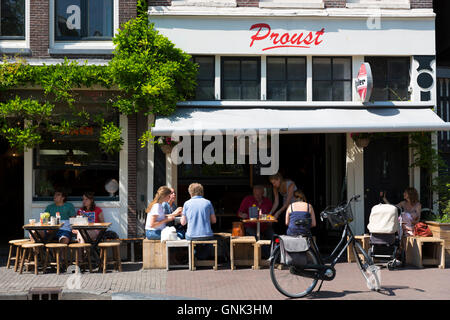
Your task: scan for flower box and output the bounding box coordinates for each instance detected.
[426,221,450,263]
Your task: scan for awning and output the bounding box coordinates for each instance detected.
[152,108,450,135]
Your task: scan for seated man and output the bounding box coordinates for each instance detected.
[237,185,274,241]
[181,183,216,259]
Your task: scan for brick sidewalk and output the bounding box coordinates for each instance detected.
[0,259,449,300]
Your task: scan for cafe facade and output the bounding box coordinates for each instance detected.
[147,0,450,238]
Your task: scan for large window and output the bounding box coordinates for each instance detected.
[365,57,411,101]
[313,57,352,101]
[55,0,113,41]
[33,110,119,200]
[221,57,260,100]
[193,56,215,100]
[0,0,25,39]
[267,57,306,101]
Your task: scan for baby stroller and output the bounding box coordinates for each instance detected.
[367,203,405,270]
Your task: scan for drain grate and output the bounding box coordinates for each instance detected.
[28,287,62,300]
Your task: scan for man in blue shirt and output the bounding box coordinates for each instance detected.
[181,183,216,239]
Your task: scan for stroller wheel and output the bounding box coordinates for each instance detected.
[387,261,395,271]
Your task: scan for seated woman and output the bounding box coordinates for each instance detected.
[381,187,422,237]
[145,186,181,240]
[75,192,104,243]
[285,190,317,237]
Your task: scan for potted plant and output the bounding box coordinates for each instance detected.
[425,203,450,263]
[350,132,372,148]
[158,136,177,155]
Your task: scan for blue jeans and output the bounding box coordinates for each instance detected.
[146,229,162,240]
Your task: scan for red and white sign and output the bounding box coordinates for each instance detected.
[355,63,373,102]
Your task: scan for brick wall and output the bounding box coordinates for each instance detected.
[127,114,138,238]
[237,0,259,7]
[410,0,433,9]
[119,0,137,27]
[30,0,50,58]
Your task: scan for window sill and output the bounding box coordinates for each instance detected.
[346,3,410,9]
[0,47,31,55]
[259,1,324,9]
[172,0,237,7]
[0,40,31,55]
[49,42,114,55]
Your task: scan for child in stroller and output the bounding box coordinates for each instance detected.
[367,203,405,270]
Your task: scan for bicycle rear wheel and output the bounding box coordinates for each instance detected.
[269,246,319,298]
[352,241,381,291]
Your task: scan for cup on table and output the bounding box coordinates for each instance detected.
[29,219,36,225]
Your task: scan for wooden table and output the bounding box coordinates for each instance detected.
[242,219,278,241]
[23,223,64,244]
[71,223,112,262]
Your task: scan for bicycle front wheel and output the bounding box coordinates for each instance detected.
[352,241,381,291]
[270,246,319,298]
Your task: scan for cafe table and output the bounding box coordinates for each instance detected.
[71,222,112,262]
[242,218,278,241]
[23,223,64,244]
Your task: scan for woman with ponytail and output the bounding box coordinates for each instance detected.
[145,186,182,240]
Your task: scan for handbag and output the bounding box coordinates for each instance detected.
[413,222,433,237]
[279,235,310,267]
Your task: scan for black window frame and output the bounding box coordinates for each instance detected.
[0,0,26,40]
[221,56,261,100]
[192,55,215,101]
[54,0,114,42]
[364,56,411,101]
[312,56,353,101]
[266,56,307,101]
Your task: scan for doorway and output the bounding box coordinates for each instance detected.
[363,136,409,232]
[0,138,24,243]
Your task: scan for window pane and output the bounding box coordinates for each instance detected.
[242,81,260,100]
[333,58,351,80]
[287,57,306,80]
[267,57,286,81]
[313,58,332,80]
[287,81,306,101]
[223,60,240,80]
[333,81,352,101]
[388,59,410,81]
[388,81,409,101]
[195,56,215,80]
[195,80,215,100]
[242,59,258,80]
[55,0,113,41]
[222,80,241,99]
[267,81,287,100]
[313,81,332,101]
[0,0,25,38]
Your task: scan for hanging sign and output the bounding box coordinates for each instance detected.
[355,63,373,103]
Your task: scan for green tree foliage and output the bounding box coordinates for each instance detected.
[0,14,197,153]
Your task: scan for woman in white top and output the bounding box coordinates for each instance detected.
[145,186,182,240]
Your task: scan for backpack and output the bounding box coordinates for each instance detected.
[413,222,433,237]
[279,235,310,267]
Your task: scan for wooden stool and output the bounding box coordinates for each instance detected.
[98,242,122,274]
[7,239,31,271]
[230,236,256,270]
[166,240,192,270]
[406,236,446,269]
[19,243,44,275]
[42,243,68,275]
[68,243,92,273]
[142,239,166,269]
[191,240,218,271]
[347,235,370,263]
[119,237,144,262]
[253,240,271,270]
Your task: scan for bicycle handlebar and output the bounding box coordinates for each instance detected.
[320,194,360,222]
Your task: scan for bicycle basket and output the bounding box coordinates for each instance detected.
[323,203,354,228]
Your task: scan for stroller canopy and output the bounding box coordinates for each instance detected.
[367,204,399,234]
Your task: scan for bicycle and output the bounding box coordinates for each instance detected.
[269,194,381,298]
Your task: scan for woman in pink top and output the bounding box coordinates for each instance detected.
[75,192,105,243]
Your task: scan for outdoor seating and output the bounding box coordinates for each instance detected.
[253,240,271,270]
[6,239,31,271]
[165,240,192,271]
[230,236,256,270]
[142,239,166,269]
[191,240,218,271]
[119,237,145,262]
[68,243,93,273]
[98,241,122,273]
[19,243,44,275]
[406,236,446,269]
[42,243,68,275]
[347,235,370,263]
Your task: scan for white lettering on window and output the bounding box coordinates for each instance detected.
[66,5,81,30]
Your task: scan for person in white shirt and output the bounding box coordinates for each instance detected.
[145,186,181,240]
